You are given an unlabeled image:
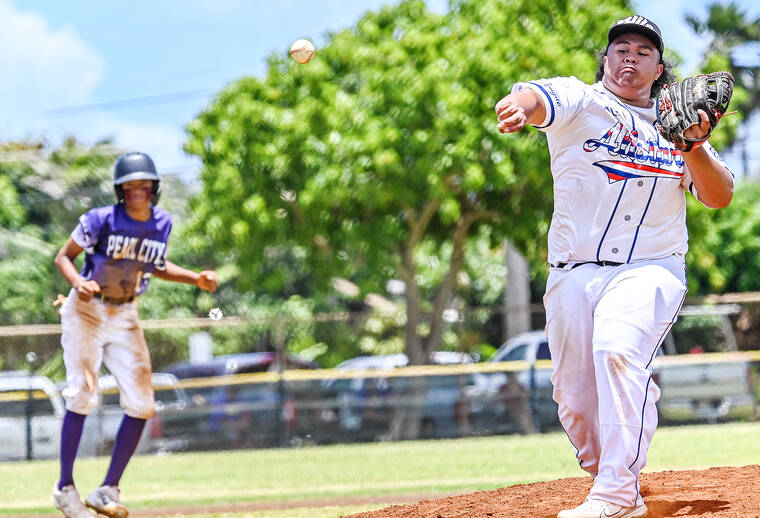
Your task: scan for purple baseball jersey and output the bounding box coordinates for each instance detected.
[71,204,173,298]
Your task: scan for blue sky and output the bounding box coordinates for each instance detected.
[0,0,757,181]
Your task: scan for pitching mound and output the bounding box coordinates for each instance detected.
[345,465,760,518]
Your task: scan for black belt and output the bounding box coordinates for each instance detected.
[552,260,624,269]
[94,292,135,305]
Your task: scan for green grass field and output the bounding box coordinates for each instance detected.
[3,422,759,517]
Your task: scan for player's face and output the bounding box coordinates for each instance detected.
[603,32,663,104]
[122,179,153,208]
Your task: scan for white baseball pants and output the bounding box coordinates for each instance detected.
[544,255,686,507]
[60,288,155,419]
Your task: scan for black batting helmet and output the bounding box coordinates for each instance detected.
[113,152,161,205]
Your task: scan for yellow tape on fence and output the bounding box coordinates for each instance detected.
[169,350,760,390]
[2,351,758,401]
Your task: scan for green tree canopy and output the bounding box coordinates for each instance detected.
[0,139,117,325]
[185,0,630,364]
[681,2,760,293]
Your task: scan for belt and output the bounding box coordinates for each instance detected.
[552,260,624,269]
[94,292,135,305]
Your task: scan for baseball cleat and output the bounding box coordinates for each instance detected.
[52,484,97,518]
[557,497,647,518]
[85,486,128,518]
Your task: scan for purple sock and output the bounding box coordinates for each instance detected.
[102,415,146,487]
[58,411,87,490]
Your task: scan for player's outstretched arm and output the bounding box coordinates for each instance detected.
[54,238,101,301]
[153,260,218,292]
[494,87,546,134]
[681,110,734,209]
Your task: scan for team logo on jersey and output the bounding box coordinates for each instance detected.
[584,122,683,183]
[593,160,682,182]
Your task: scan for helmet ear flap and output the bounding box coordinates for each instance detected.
[152,180,161,205]
[115,185,125,204]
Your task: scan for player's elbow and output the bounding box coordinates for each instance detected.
[712,195,732,209]
[53,249,68,270]
[701,187,733,209]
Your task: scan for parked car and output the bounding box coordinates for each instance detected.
[466,329,757,433]
[78,372,190,457]
[464,330,558,435]
[165,352,317,384]
[316,351,475,443]
[0,371,64,461]
[164,352,319,450]
[655,354,757,423]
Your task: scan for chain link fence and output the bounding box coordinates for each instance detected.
[1,301,759,460]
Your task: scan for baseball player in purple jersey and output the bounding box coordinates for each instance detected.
[495,15,734,518]
[51,152,218,518]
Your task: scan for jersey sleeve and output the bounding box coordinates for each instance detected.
[152,216,173,271]
[71,209,103,254]
[512,76,589,132]
[683,142,735,205]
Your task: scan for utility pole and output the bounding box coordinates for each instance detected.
[504,240,531,341]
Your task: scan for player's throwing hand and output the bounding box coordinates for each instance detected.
[495,97,528,133]
[494,86,546,134]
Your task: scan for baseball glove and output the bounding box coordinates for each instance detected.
[655,71,734,152]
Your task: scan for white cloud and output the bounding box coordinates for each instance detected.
[0,1,103,115]
[0,2,199,178]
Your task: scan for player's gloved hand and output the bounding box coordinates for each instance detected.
[655,71,734,152]
[74,280,102,302]
[682,109,711,143]
[196,270,218,292]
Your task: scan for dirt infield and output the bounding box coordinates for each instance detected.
[18,466,759,517]
[345,465,760,518]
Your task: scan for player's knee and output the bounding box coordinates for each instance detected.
[61,386,99,415]
[593,348,630,372]
[125,400,156,420]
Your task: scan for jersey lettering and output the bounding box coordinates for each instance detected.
[106,234,164,264]
[583,123,684,182]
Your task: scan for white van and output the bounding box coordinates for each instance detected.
[0,371,64,461]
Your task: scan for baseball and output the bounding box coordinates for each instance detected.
[208,307,223,321]
[289,39,315,64]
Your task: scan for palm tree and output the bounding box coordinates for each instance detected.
[686,3,760,176]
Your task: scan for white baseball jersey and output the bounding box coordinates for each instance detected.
[519,76,733,265]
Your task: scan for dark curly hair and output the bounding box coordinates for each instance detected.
[595,46,675,99]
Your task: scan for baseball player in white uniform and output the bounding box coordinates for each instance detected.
[495,15,734,518]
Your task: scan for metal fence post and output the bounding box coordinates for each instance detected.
[528,363,541,433]
[25,351,37,461]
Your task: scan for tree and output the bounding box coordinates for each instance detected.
[185,0,631,367]
[680,3,760,293]
[0,139,118,324]
[685,2,760,169]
